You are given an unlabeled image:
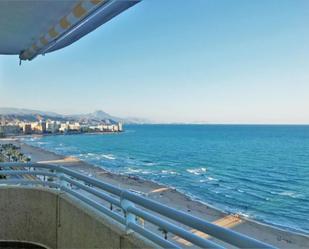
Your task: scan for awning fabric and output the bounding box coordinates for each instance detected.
[0,0,140,61]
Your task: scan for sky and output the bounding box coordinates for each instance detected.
[0,0,309,124]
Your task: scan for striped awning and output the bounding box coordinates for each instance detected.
[0,0,140,61]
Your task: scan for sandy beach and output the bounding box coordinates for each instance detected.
[1,138,309,248]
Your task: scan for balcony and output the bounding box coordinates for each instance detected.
[0,186,153,249]
[0,162,276,249]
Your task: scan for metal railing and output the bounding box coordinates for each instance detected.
[0,162,276,249]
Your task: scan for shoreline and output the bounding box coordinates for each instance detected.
[1,137,309,248]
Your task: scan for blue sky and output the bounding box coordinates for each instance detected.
[0,0,308,124]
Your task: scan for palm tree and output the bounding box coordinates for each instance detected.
[18,152,24,161]
[6,152,12,161]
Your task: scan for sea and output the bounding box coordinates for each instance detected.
[23,124,309,234]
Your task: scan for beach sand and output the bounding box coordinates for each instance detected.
[1,138,308,248]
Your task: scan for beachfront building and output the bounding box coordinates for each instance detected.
[0,118,122,135]
[59,122,81,133]
[96,124,111,132]
[40,121,47,133]
[31,122,46,134]
[0,125,21,136]
[68,122,81,132]
[95,123,123,132]
[80,124,90,133]
[22,124,32,135]
[46,121,60,133]
[59,123,69,133]
[118,122,123,132]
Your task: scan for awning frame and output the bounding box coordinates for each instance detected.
[19,0,140,61]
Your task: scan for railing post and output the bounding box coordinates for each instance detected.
[120,193,136,234]
[57,172,66,190]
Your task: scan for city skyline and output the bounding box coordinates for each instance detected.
[1,0,309,124]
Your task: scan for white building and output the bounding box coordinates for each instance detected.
[68,122,80,131]
[59,123,69,133]
[118,122,123,132]
[46,121,60,133]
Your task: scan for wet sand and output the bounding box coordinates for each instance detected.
[1,138,309,248]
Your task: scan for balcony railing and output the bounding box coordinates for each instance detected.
[0,162,276,249]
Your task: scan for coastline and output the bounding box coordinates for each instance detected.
[1,138,309,248]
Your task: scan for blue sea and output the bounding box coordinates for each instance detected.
[24,125,309,233]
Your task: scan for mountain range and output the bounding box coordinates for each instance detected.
[0,108,149,124]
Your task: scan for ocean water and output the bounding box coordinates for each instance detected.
[24,125,309,233]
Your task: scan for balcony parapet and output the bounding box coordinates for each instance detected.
[0,162,276,249]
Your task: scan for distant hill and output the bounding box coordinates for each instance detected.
[69,110,121,123]
[0,107,60,117]
[69,110,150,124]
[0,107,67,122]
[0,108,149,124]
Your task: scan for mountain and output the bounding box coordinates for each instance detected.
[69,110,121,122]
[0,107,67,122]
[0,107,60,117]
[0,108,149,124]
[69,110,150,124]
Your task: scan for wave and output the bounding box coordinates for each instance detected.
[236,211,251,218]
[37,141,49,145]
[186,167,207,175]
[161,170,179,175]
[124,167,151,175]
[278,191,304,199]
[207,176,218,181]
[102,154,116,160]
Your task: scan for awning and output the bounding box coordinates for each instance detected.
[0,0,140,61]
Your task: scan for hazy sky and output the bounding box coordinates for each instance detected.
[0,0,308,124]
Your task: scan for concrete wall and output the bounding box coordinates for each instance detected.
[0,187,156,249]
[0,187,57,249]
